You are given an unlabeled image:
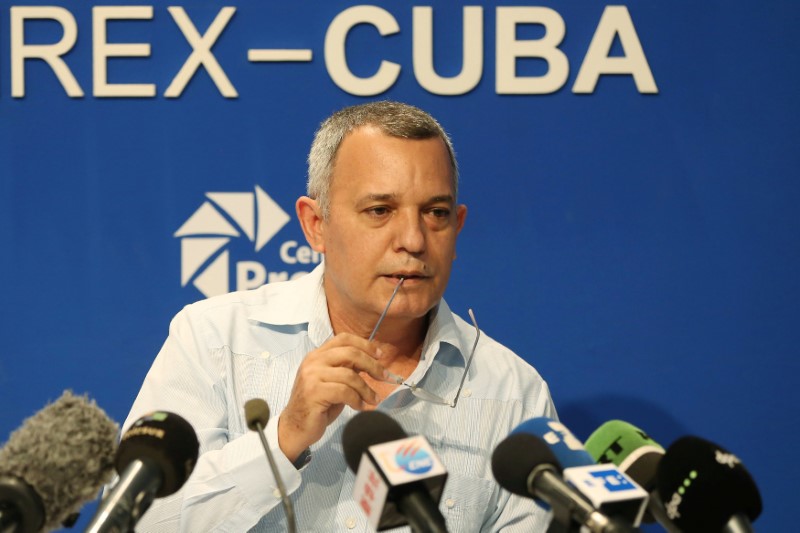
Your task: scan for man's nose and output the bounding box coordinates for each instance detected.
[393,211,426,255]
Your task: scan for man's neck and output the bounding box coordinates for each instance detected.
[329,307,428,360]
[331,309,428,401]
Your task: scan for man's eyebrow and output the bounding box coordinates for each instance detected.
[362,193,397,202]
[428,195,455,204]
[355,193,397,207]
[356,193,397,205]
[355,193,455,207]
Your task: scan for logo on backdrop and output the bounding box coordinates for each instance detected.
[9,5,657,99]
[174,185,319,298]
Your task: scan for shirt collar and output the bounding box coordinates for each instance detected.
[420,299,470,368]
[246,264,334,346]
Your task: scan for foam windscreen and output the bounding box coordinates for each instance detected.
[512,417,595,467]
[656,436,762,532]
[0,391,117,531]
[116,412,199,497]
[585,420,664,491]
[244,399,271,431]
[491,433,561,497]
[341,411,407,473]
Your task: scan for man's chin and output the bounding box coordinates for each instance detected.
[384,294,440,320]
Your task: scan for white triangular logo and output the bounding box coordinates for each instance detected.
[180,237,229,285]
[174,202,240,238]
[193,250,229,297]
[255,185,290,252]
[207,192,255,241]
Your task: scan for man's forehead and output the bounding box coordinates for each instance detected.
[334,125,449,162]
[330,128,454,192]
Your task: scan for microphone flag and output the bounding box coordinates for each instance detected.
[353,435,447,531]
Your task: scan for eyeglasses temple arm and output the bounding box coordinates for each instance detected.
[450,308,480,408]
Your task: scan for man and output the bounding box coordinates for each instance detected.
[123,101,556,531]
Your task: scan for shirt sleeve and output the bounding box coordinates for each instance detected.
[122,309,303,532]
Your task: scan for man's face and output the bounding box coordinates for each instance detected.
[315,125,466,323]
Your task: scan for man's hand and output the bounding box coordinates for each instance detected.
[278,333,387,462]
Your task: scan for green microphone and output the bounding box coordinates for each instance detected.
[585,420,664,490]
[584,420,678,532]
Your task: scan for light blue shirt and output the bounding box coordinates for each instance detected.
[124,264,556,532]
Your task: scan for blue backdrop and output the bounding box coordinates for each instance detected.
[1,1,797,530]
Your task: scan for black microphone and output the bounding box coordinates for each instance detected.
[342,411,448,533]
[244,398,297,533]
[0,391,118,533]
[85,411,199,533]
[491,432,639,533]
[656,436,761,533]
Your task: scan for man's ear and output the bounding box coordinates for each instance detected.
[296,196,326,253]
[453,204,467,260]
[456,204,467,235]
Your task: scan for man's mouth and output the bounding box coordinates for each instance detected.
[385,273,427,280]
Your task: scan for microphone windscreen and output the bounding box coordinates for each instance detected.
[491,433,561,497]
[341,411,407,472]
[244,399,270,431]
[656,436,762,532]
[116,412,199,497]
[0,391,118,531]
[511,417,595,467]
[584,420,664,490]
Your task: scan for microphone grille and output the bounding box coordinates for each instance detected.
[244,399,271,431]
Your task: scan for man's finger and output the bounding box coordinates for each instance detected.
[320,367,379,405]
[322,382,372,412]
[317,347,388,382]
[322,333,383,359]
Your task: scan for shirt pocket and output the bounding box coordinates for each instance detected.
[439,473,495,532]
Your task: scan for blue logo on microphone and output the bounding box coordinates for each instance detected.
[394,442,433,474]
[589,469,636,492]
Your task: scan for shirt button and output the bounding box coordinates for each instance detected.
[261,351,270,359]
[446,498,456,508]
[345,516,356,529]
[462,388,472,398]
[272,488,281,499]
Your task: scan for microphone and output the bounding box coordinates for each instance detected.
[584,420,679,532]
[491,431,637,533]
[0,391,118,533]
[341,411,448,533]
[85,411,199,533]
[584,420,664,489]
[513,418,648,527]
[656,436,762,533]
[243,398,297,533]
[511,418,595,469]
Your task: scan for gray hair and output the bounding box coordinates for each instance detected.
[307,101,459,218]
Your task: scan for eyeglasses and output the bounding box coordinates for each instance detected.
[370,278,480,408]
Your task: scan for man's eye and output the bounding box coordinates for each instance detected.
[367,206,390,217]
[429,207,451,218]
